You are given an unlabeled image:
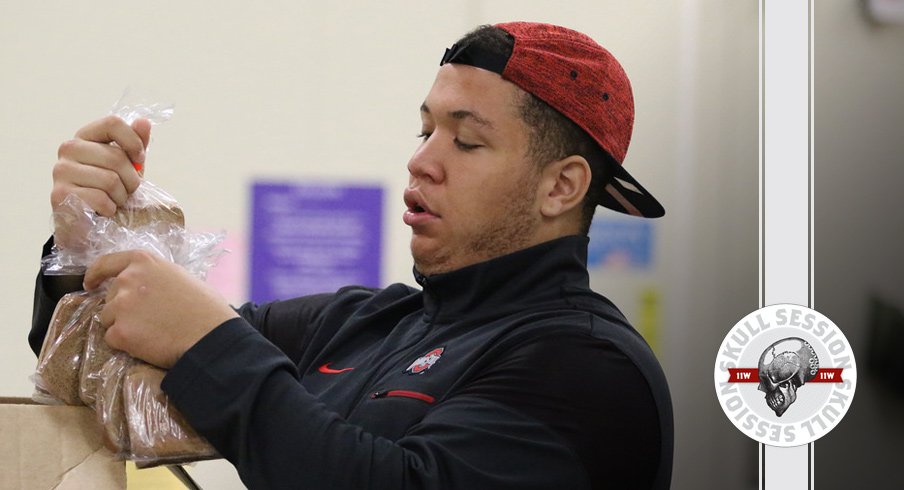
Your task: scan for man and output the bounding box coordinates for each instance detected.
[32,22,673,489]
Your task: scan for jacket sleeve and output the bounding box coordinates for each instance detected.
[30,238,84,356]
[161,319,593,490]
[230,294,335,364]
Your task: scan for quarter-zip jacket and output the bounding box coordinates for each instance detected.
[32,235,673,489]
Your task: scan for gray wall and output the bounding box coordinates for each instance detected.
[815,1,904,488]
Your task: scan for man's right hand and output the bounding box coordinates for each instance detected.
[51,116,151,248]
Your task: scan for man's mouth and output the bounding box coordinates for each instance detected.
[403,190,437,216]
[403,189,440,226]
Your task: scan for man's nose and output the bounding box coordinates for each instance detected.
[407,140,445,184]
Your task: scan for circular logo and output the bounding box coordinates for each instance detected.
[713,304,857,447]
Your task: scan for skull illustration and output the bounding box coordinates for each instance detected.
[757,337,819,417]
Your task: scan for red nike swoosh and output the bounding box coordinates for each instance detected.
[318,362,355,374]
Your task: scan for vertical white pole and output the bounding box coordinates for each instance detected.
[760,0,813,488]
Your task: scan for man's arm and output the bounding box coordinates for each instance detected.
[231,293,336,365]
[76,245,665,488]
[161,319,595,490]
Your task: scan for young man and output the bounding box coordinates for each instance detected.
[33,22,673,489]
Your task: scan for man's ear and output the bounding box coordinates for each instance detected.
[537,155,592,218]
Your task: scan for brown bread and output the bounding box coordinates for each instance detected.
[35,292,103,405]
[78,308,117,407]
[113,204,185,229]
[122,363,218,467]
[96,353,132,455]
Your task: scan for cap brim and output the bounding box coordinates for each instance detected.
[598,163,665,218]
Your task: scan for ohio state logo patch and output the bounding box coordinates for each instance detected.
[713,304,856,447]
[405,347,444,375]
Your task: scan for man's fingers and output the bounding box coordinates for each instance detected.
[103,324,125,352]
[57,139,142,194]
[84,251,141,290]
[52,160,130,210]
[74,115,147,166]
[105,277,119,300]
[60,186,118,217]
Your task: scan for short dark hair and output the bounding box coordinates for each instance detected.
[453,24,613,236]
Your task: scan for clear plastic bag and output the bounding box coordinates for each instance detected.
[123,362,218,467]
[79,307,118,407]
[43,187,224,277]
[96,352,133,456]
[36,184,223,406]
[44,180,187,276]
[95,357,220,466]
[33,291,104,405]
[44,91,182,276]
[109,87,174,129]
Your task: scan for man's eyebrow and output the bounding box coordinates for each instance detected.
[450,110,494,129]
[420,103,495,130]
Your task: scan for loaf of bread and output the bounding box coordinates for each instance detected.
[113,203,185,230]
[36,291,89,368]
[79,309,117,407]
[32,292,88,403]
[96,353,132,455]
[123,362,218,467]
[34,292,103,405]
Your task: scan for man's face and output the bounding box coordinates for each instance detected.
[404,63,543,275]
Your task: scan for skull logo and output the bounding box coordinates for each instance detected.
[757,337,819,417]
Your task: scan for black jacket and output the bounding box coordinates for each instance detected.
[32,235,673,489]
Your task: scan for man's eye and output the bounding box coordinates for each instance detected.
[453,138,481,151]
[416,132,432,142]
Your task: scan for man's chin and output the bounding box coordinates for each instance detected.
[410,238,452,276]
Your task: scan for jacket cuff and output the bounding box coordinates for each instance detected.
[161,317,259,400]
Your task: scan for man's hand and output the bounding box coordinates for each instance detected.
[52,116,150,248]
[84,250,239,369]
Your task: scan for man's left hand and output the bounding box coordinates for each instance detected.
[84,250,239,369]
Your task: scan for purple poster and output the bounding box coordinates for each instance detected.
[250,182,383,303]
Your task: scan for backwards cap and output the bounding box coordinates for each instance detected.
[441,21,664,218]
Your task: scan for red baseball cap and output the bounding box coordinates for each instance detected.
[440,22,664,218]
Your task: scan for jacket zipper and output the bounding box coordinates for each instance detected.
[371,390,436,404]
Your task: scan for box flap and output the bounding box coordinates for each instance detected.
[0,396,40,405]
[55,448,126,489]
[0,402,125,489]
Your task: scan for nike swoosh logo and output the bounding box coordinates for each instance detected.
[318,362,355,374]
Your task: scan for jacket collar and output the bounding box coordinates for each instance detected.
[413,235,592,323]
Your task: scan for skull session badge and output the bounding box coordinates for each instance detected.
[713,304,856,447]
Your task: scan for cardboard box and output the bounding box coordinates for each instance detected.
[0,397,126,489]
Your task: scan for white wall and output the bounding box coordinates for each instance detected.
[1,1,762,489]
